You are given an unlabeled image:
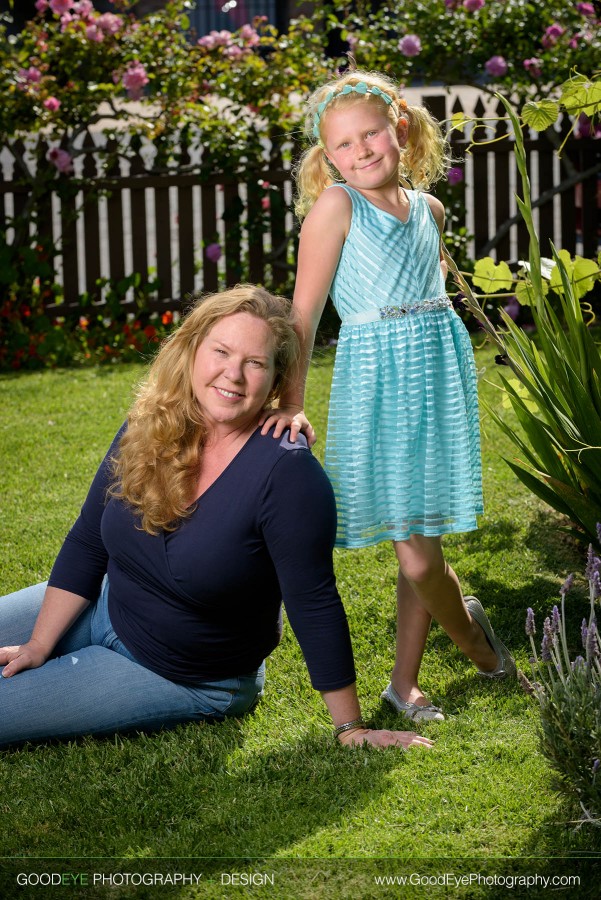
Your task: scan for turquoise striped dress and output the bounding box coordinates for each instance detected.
[325,184,483,548]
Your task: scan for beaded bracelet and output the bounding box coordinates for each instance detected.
[334,718,365,739]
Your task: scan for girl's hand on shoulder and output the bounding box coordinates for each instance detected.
[0,639,49,678]
[337,727,434,750]
[259,406,316,446]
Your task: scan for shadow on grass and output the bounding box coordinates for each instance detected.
[1,717,411,862]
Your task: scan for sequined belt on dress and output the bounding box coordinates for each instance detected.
[342,296,453,326]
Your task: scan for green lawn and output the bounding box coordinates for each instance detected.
[0,345,599,899]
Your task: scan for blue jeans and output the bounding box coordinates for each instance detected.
[0,581,264,748]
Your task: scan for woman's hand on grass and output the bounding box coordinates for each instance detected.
[0,639,48,678]
[337,728,434,750]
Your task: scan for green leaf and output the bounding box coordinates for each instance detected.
[521,99,559,131]
[450,112,471,134]
[472,258,514,293]
[550,251,599,300]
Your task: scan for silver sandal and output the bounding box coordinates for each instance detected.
[381,683,445,722]
[465,596,516,679]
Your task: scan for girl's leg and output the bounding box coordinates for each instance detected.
[390,568,432,705]
[393,535,498,673]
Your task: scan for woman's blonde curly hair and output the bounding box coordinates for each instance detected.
[109,285,299,534]
[295,69,450,220]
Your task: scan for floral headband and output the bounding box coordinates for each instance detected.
[312,81,398,138]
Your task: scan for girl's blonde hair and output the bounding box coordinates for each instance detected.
[295,69,450,220]
[110,285,299,534]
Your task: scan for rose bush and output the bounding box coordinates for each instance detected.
[0,0,599,370]
[0,0,331,370]
[329,0,600,99]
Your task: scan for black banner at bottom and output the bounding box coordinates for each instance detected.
[0,855,599,899]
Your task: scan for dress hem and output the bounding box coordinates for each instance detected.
[334,517,482,549]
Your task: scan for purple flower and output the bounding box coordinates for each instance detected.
[523,57,543,78]
[398,35,422,57]
[463,0,485,10]
[503,297,519,321]
[518,669,535,695]
[551,605,561,634]
[447,166,464,186]
[597,522,601,546]
[593,571,601,599]
[560,573,574,596]
[593,759,600,774]
[585,545,600,581]
[586,620,600,659]
[205,242,222,263]
[577,3,595,17]
[525,607,536,636]
[572,656,585,669]
[541,631,553,661]
[582,618,589,648]
[485,56,508,78]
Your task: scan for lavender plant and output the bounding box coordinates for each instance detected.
[521,526,601,822]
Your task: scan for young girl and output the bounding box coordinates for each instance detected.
[262,69,515,722]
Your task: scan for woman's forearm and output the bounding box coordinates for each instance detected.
[30,586,91,657]
[321,683,363,729]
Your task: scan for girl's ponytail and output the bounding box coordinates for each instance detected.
[402,104,450,191]
[294,145,335,221]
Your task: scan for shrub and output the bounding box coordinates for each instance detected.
[522,534,601,822]
[446,88,601,547]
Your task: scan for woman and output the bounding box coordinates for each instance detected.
[0,285,432,751]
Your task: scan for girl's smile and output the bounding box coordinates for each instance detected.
[322,102,406,193]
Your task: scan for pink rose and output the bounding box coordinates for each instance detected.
[240,24,259,46]
[447,166,464,186]
[85,23,104,42]
[485,55,508,78]
[97,13,122,34]
[523,57,543,77]
[18,66,42,85]
[398,34,422,57]
[224,45,246,60]
[47,147,73,174]
[576,2,595,16]
[205,243,222,263]
[44,96,61,111]
[463,0,485,11]
[122,62,149,100]
[261,196,271,211]
[35,0,49,12]
[542,23,565,48]
[49,0,74,14]
[74,0,94,16]
[198,35,217,49]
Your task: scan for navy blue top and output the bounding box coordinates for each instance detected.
[48,426,356,691]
